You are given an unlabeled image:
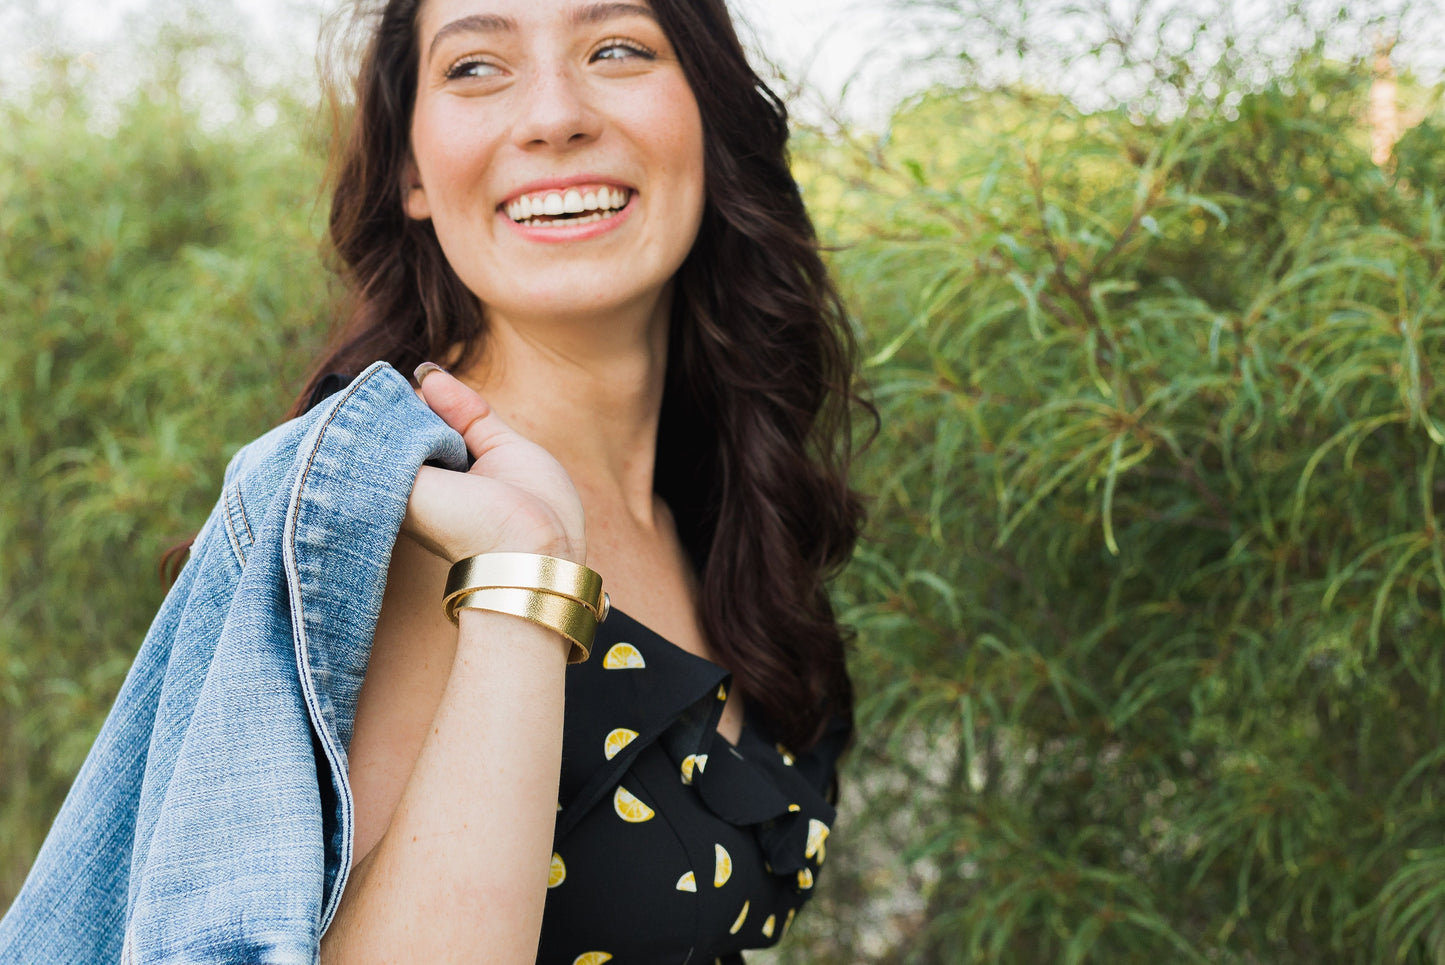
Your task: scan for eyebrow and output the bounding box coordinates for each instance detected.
[426,3,657,63]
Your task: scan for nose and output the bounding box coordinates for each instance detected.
[511,61,602,149]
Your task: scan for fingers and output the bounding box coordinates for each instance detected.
[414,363,508,461]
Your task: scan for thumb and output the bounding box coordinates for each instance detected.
[414,362,510,461]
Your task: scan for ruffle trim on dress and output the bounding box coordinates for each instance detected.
[555,609,848,894]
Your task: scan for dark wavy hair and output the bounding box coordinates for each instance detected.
[296,0,870,751]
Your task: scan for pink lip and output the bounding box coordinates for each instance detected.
[499,173,634,207]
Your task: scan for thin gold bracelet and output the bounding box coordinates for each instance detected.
[451,587,597,664]
[443,552,607,621]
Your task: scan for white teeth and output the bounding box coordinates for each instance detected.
[505,186,632,224]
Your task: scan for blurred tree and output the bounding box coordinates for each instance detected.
[0,26,331,901]
[776,7,1445,962]
[5,2,1445,964]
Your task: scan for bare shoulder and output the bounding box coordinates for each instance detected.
[347,534,458,866]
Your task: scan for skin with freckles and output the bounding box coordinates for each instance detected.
[321,2,731,961]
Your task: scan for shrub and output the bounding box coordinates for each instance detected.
[0,50,331,900]
[781,51,1445,965]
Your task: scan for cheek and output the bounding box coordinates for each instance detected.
[412,108,496,210]
[650,89,706,224]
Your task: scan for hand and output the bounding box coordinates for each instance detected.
[402,364,586,564]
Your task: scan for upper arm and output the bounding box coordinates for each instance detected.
[347,535,459,866]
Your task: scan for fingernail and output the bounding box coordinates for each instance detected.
[414,361,444,385]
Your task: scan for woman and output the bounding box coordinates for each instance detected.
[0,0,866,961]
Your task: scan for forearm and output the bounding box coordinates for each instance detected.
[321,609,568,964]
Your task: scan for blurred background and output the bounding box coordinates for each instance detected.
[4,0,1445,961]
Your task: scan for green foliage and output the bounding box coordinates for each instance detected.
[5,7,1445,965]
[0,49,331,900]
[781,52,1445,965]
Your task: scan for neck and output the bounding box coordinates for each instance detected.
[455,291,671,529]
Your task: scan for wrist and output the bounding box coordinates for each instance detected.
[402,526,584,567]
[450,537,585,567]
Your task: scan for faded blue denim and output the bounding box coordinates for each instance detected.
[0,363,468,964]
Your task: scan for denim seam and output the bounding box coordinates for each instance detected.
[234,483,255,546]
[222,483,248,565]
[283,362,388,936]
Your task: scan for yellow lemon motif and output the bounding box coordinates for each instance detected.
[805,818,830,860]
[717,683,728,701]
[572,955,612,965]
[602,643,645,669]
[713,843,733,887]
[797,868,814,889]
[680,753,710,785]
[775,743,795,765]
[729,900,750,935]
[613,786,655,823]
[762,914,777,939]
[603,728,639,761]
[675,870,697,892]
[548,852,566,888]
[783,907,797,937]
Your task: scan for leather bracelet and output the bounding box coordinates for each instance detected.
[444,552,608,620]
[451,587,597,664]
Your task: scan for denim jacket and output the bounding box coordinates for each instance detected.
[0,362,469,964]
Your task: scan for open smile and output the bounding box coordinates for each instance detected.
[502,184,633,228]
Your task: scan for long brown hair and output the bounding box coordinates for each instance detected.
[299,0,870,750]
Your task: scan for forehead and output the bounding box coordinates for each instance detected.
[416,0,659,40]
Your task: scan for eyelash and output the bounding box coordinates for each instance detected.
[444,57,498,81]
[592,38,656,62]
[442,38,656,80]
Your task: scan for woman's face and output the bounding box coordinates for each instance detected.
[405,0,706,329]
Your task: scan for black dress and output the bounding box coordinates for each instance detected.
[304,375,848,964]
[540,609,847,965]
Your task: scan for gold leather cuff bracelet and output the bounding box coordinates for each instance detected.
[442,552,608,665]
[450,587,598,664]
[444,552,607,619]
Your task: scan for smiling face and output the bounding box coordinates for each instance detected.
[405,0,706,331]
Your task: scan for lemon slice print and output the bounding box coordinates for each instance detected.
[787,803,800,812]
[729,900,750,935]
[572,954,612,965]
[602,643,645,669]
[548,852,566,888]
[805,818,830,860]
[714,843,732,887]
[603,728,639,761]
[675,870,697,892]
[680,753,709,784]
[775,743,795,765]
[797,868,814,889]
[782,907,796,937]
[762,914,777,939]
[613,786,655,823]
[717,683,728,701]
